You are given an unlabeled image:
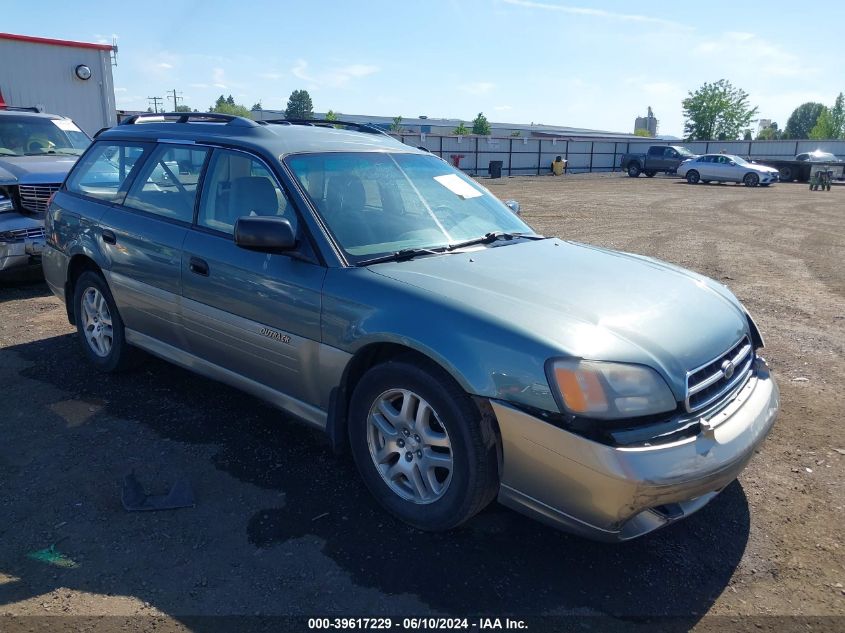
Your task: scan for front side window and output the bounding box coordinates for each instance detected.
[0,116,91,157]
[198,149,296,235]
[65,142,148,202]
[286,152,532,261]
[124,145,208,222]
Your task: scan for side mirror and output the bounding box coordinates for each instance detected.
[728,160,736,166]
[504,199,521,215]
[234,216,297,253]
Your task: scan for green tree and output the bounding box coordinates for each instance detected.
[471,112,491,135]
[175,104,193,113]
[809,107,834,139]
[633,128,652,137]
[285,90,314,120]
[209,94,251,118]
[756,126,778,140]
[251,102,262,111]
[743,129,753,140]
[682,79,758,141]
[831,92,845,139]
[452,122,470,135]
[784,102,825,139]
[510,130,522,137]
[325,110,338,121]
[390,115,403,132]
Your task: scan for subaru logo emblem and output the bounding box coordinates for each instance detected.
[721,359,735,380]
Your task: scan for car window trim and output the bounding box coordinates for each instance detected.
[121,142,210,226]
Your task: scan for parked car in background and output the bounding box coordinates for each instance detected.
[0,108,90,273]
[620,145,697,177]
[44,113,778,541]
[677,153,779,186]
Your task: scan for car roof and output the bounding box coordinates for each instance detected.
[95,114,423,159]
[0,109,68,121]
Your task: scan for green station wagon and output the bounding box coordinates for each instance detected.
[43,113,779,541]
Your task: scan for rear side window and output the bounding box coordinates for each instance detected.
[66,142,147,202]
[124,145,209,223]
[197,149,296,235]
[647,146,663,156]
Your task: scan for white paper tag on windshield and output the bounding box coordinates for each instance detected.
[52,119,82,133]
[434,174,482,199]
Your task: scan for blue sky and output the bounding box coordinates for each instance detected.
[4,1,842,137]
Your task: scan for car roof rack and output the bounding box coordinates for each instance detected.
[0,106,44,113]
[261,118,392,137]
[119,112,258,127]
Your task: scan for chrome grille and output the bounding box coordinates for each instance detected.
[17,184,60,214]
[685,336,753,413]
[1,226,46,241]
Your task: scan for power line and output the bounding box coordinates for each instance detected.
[168,89,183,111]
[147,96,163,113]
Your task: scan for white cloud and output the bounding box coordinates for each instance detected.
[259,71,284,80]
[692,32,805,77]
[502,0,690,29]
[189,83,209,89]
[494,105,513,111]
[460,81,495,95]
[156,62,173,69]
[291,59,380,88]
[212,67,227,89]
[94,33,118,44]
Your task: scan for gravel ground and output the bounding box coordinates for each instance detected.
[0,174,843,630]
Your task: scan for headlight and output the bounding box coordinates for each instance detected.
[546,359,677,419]
[0,195,13,212]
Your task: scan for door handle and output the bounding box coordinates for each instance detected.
[102,230,116,245]
[189,256,209,276]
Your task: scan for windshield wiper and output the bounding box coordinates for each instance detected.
[24,150,80,156]
[356,246,447,267]
[446,231,545,251]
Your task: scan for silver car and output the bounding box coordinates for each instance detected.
[0,108,90,273]
[43,113,779,541]
[678,153,779,186]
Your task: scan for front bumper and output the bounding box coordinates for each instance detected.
[494,358,779,541]
[0,236,45,271]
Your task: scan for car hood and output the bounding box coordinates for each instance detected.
[749,163,779,174]
[370,238,748,396]
[0,155,78,185]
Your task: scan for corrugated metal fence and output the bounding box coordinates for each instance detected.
[390,134,845,176]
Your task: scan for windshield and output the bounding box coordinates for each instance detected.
[286,152,534,262]
[674,146,695,157]
[0,116,91,157]
[810,151,836,161]
[729,155,750,166]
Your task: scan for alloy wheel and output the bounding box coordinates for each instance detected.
[366,388,453,504]
[80,287,113,357]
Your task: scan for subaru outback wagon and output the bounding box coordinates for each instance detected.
[43,113,779,541]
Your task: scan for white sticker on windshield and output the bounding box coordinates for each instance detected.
[52,119,82,133]
[433,174,482,199]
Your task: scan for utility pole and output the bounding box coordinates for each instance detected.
[168,89,183,111]
[147,96,163,113]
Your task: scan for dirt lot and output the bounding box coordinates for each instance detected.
[0,175,843,629]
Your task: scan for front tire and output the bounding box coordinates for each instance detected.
[348,358,498,531]
[744,173,760,187]
[686,170,700,184]
[627,163,641,177]
[72,270,136,372]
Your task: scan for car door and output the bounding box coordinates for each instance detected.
[97,142,209,349]
[180,147,328,413]
[716,156,740,182]
[693,156,714,179]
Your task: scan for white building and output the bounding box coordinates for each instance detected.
[0,32,117,135]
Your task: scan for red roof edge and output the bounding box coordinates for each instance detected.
[0,32,114,51]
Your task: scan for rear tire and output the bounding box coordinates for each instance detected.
[348,357,498,531]
[686,170,700,184]
[778,166,793,182]
[644,170,656,178]
[72,270,137,373]
[627,163,641,177]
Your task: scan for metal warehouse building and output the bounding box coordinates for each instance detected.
[0,32,117,134]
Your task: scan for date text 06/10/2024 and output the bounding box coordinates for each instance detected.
[307,618,528,630]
